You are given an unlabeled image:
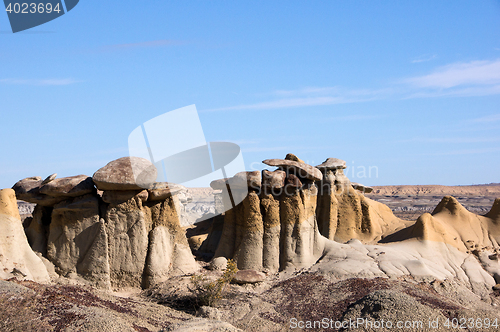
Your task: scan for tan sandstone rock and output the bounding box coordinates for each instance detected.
[213,168,326,272]
[104,194,151,288]
[0,189,50,283]
[144,196,199,287]
[315,162,404,243]
[47,194,110,288]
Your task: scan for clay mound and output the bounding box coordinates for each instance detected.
[315,159,408,243]
[0,189,49,283]
[486,198,500,222]
[381,196,500,252]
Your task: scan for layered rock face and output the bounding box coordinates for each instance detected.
[12,157,198,289]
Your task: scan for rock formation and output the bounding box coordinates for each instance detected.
[207,154,408,274]
[315,157,406,243]
[7,152,500,298]
[0,189,50,283]
[11,156,199,289]
[210,156,327,272]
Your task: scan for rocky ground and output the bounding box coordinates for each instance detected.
[3,270,500,332]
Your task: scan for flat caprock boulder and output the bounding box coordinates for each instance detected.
[262,159,322,181]
[39,175,95,197]
[93,157,157,191]
[351,182,374,193]
[12,176,66,206]
[210,171,261,190]
[315,157,346,170]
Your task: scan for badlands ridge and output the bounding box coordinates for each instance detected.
[1,153,500,331]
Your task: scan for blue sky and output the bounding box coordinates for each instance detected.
[1,1,500,188]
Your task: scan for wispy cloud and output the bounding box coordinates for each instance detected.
[411,54,437,63]
[404,59,500,88]
[0,78,80,86]
[204,59,500,112]
[429,147,500,156]
[471,113,500,123]
[100,39,188,51]
[328,114,383,121]
[273,86,341,96]
[203,87,393,112]
[402,136,500,144]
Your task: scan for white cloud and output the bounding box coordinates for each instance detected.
[0,78,80,85]
[403,136,500,144]
[405,59,500,88]
[203,59,500,112]
[431,147,500,155]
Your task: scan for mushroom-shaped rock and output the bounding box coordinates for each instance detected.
[39,175,95,197]
[351,182,374,193]
[262,159,322,181]
[93,157,157,191]
[315,158,346,170]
